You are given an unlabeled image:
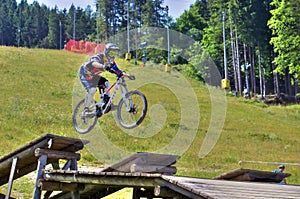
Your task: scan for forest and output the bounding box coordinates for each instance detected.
[0,0,299,100]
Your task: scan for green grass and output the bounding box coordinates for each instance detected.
[0,46,299,198]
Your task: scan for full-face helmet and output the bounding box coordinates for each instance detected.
[104,43,120,60]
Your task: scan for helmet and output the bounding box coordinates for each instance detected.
[279,165,285,169]
[104,43,120,60]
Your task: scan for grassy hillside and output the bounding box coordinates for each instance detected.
[0,46,299,197]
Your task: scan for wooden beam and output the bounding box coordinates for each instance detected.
[47,186,122,199]
[39,181,84,192]
[44,173,157,187]
[34,148,81,161]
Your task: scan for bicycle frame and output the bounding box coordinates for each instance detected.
[97,76,132,115]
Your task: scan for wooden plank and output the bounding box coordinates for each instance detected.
[161,175,300,199]
[213,168,291,182]
[102,152,179,173]
[34,148,81,161]
[130,164,177,174]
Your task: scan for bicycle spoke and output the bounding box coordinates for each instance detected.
[72,99,98,134]
[117,90,147,129]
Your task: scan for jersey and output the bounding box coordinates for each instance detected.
[82,54,105,81]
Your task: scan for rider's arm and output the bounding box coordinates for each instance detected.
[92,62,105,72]
[106,62,123,77]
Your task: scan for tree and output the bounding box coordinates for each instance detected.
[48,7,60,49]
[174,0,209,41]
[268,0,300,75]
[0,0,17,45]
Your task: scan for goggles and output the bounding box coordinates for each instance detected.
[108,50,118,57]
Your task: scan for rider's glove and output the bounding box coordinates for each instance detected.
[104,62,112,70]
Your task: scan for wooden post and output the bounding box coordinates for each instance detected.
[5,156,18,199]
[132,188,141,199]
[70,158,78,170]
[71,190,80,199]
[33,155,47,199]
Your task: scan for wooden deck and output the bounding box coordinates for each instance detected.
[41,170,300,199]
[1,134,300,199]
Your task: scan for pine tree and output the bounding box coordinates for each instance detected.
[48,7,60,49]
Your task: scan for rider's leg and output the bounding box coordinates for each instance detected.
[85,87,96,109]
[103,81,111,105]
[103,81,110,97]
[79,66,96,110]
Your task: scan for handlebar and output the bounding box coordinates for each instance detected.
[127,74,135,80]
[121,73,135,80]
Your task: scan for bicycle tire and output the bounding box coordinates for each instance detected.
[117,90,147,129]
[72,99,98,134]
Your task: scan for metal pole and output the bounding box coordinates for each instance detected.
[222,10,228,79]
[59,20,62,49]
[167,26,170,64]
[17,28,20,47]
[73,10,76,40]
[96,2,99,44]
[127,1,130,53]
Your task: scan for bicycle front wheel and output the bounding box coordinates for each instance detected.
[117,90,147,129]
[72,99,98,134]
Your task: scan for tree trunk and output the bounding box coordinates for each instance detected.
[235,31,242,95]
[250,46,256,96]
[285,68,292,96]
[230,21,238,94]
[271,52,280,96]
[258,44,264,99]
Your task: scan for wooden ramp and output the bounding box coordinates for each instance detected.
[0,134,88,199]
[1,134,300,199]
[41,170,300,199]
[213,168,291,183]
[102,152,179,174]
[161,175,300,199]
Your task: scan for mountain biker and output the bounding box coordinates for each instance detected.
[79,43,124,115]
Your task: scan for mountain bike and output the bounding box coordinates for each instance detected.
[72,73,148,134]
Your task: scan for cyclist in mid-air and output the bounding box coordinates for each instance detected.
[79,43,124,115]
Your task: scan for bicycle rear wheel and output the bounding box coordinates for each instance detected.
[72,99,98,134]
[117,90,147,129]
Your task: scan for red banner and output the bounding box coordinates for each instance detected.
[64,39,105,55]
